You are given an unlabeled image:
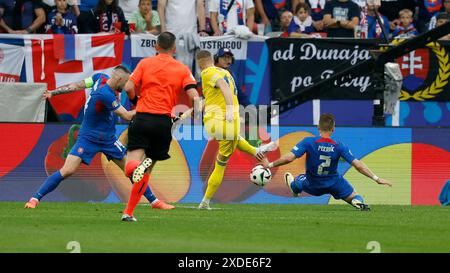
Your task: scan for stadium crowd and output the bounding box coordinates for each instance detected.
[0,0,449,38]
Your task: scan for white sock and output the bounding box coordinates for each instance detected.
[201,198,210,205]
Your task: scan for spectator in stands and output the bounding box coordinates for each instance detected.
[365,0,389,39]
[0,0,46,33]
[378,0,417,32]
[429,0,450,30]
[351,0,366,9]
[93,0,129,34]
[436,12,450,40]
[265,8,294,37]
[42,0,79,15]
[209,0,255,36]
[42,0,55,14]
[392,9,418,38]
[254,0,298,32]
[158,0,208,37]
[77,0,99,33]
[296,0,327,31]
[118,0,138,22]
[414,0,440,33]
[279,9,293,37]
[203,0,213,34]
[45,0,78,33]
[288,2,315,37]
[128,0,160,34]
[323,0,360,38]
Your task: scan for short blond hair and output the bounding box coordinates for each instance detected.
[196,50,213,61]
[399,9,413,18]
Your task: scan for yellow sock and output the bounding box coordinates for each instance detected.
[204,158,227,200]
[236,137,257,156]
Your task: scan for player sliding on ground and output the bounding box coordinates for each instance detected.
[195,50,277,210]
[262,113,392,211]
[25,66,174,210]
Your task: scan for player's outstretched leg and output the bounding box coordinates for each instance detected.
[236,137,278,160]
[284,172,299,197]
[115,158,174,210]
[25,155,81,208]
[25,171,64,208]
[284,172,303,197]
[344,192,370,211]
[199,156,228,210]
[236,137,257,155]
[132,158,153,183]
[122,173,150,221]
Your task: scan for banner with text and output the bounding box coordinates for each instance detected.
[267,38,377,102]
[131,34,248,60]
[267,38,450,102]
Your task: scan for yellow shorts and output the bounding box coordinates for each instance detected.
[204,117,240,157]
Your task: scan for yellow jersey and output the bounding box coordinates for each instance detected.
[201,66,240,120]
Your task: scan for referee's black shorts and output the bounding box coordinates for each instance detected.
[127,112,173,161]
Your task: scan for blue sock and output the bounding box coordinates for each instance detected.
[33,171,65,201]
[353,195,364,203]
[143,186,157,203]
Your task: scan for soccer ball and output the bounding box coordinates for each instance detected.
[250,165,272,187]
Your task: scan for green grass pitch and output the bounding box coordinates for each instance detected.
[1,202,449,253]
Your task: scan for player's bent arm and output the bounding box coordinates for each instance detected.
[43,80,87,99]
[351,159,392,187]
[266,152,297,169]
[114,106,136,121]
[216,78,234,121]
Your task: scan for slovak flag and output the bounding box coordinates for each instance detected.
[0,38,26,82]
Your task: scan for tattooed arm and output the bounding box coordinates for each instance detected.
[42,80,87,100]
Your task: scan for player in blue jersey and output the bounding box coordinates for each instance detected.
[262,113,392,211]
[25,65,173,210]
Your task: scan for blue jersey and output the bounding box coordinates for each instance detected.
[291,136,356,187]
[78,73,121,144]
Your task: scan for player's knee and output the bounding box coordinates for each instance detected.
[59,167,75,178]
[217,154,229,163]
[125,160,140,177]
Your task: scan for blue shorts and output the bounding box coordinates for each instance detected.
[293,174,354,200]
[69,136,126,165]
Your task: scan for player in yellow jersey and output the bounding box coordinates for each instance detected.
[195,50,277,209]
